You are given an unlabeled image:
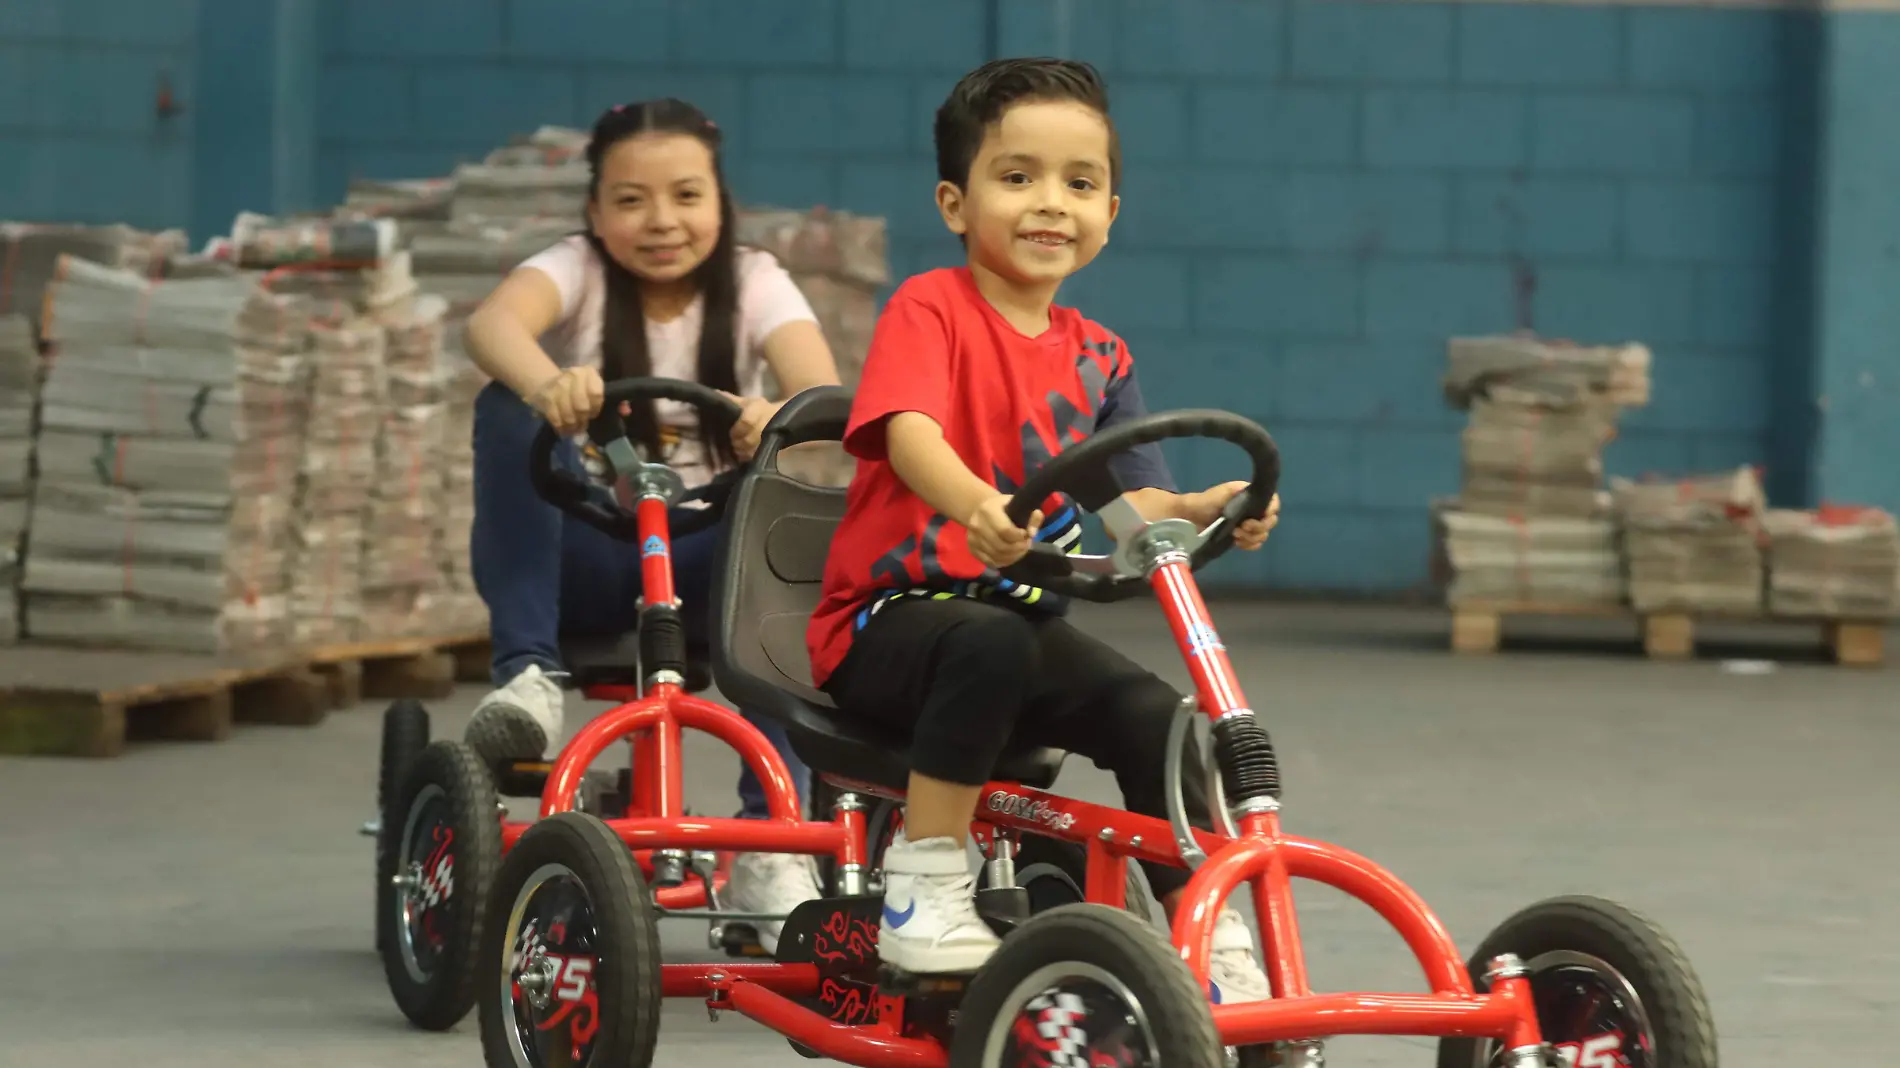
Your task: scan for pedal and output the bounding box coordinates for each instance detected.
[493,760,552,799]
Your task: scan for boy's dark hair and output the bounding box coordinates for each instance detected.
[934,57,1120,192]
[582,97,742,470]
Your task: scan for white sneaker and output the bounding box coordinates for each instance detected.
[1208,905,1272,1004]
[723,851,823,954]
[465,664,565,765]
[877,830,1000,974]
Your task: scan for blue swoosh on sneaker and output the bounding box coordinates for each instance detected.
[883,900,916,928]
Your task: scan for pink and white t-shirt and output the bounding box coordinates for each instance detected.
[518,236,818,489]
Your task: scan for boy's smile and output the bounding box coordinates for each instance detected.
[937,98,1120,323]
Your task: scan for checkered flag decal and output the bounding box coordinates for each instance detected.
[1025,991,1093,1068]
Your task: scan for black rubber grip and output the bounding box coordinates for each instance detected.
[1211,714,1282,804]
[638,603,689,680]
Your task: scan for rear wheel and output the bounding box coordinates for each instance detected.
[382,741,501,1031]
[1435,896,1718,1068]
[479,812,663,1068]
[375,700,431,952]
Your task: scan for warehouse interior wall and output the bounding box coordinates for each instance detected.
[1,0,1894,596]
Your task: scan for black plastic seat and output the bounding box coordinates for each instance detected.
[710,388,1067,793]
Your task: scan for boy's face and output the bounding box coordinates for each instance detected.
[937,99,1119,294]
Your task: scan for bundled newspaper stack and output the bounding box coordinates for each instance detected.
[1612,467,1766,613]
[0,223,188,335]
[290,308,387,647]
[1444,334,1652,410]
[22,256,311,653]
[1761,506,1900,619]
[1435,334,1652,608]
[0,315,35,643]
[360,293,453,638]
[1434,505,1624,605]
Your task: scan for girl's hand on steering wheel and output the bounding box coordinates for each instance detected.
[527,366,605,436]
[721,392,780,462]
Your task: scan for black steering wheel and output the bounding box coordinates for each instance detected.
[528,376,745,542]
[997,409,1281,603]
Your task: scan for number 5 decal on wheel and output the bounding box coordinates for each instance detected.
[1556,1033,1628,1068]
[553,957,594,1004]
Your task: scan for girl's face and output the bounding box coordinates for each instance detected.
[586,132,724,285]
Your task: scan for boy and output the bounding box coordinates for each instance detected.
[805,58,1281,1000]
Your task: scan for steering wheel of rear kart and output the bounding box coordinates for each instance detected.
[528,376,745,541]
[996,409,1281,603]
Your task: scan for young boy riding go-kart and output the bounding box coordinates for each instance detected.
[482,384,1716,1068]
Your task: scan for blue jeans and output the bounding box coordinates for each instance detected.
[469,382,809,820]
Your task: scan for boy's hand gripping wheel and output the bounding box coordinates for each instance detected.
[996,409,1285,822]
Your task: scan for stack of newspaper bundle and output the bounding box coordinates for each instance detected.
[1445,334,1651,409]
[0,223,187,335]
[360,293,452,638]
[1761,506,1900,619]
[1435,334,1652,608]
[22,257,311,653]
[1612,467,1766,613]
[290,309,386,647]
[0,314,35,642]
[1434,504,1624,606]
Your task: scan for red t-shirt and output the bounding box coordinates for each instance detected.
[805,267,1173,686]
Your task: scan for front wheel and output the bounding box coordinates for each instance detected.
[1435,895,1717,1068]
[479,812,663,1068]
[949,904,1225,1068]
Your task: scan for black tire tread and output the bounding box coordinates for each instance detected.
[1436,894,1717,1068]
[382,741,502,1032]
[478,811,664,1068]
[949,903,1224,1068]
[375,701,431,953]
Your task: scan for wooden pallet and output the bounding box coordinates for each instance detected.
[0,646,331,758]
[0,630,492,758]
[304,630,490,705]
[1449,600,1886,666]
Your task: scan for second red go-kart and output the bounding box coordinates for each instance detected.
[367,377,843,1032]
[478,386,1720,1068]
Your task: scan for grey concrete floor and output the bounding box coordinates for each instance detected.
[0,601,1892,1067]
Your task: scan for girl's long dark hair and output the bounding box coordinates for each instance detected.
[584,98,741,471]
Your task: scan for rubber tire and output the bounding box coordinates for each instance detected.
[1434,895,1718,1068]
[375,701,431,953]
[949,903,1225,1068]
[479,812,664,1068]
[382,741,502,1032]
[979,832,1159,923]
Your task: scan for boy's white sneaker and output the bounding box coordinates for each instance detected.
[465,664,565,765]
[1208,905,1273,1003]
[724,851,824,954]
[877,831,1000,974]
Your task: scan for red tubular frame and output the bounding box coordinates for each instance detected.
[503,499,1546,1064]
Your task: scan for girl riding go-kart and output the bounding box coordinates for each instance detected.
[459,96,841,943]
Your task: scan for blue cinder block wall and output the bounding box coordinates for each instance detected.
[2,0,1896,597]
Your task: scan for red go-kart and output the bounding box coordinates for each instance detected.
[477,385,1719,1068]
[370,378,827,1032]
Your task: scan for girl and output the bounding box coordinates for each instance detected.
[460,98,838,947]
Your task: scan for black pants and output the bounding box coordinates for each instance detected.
[822,596,1215,899]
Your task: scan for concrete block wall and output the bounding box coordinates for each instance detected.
[0,0,201,231]
[2,0,1894,596]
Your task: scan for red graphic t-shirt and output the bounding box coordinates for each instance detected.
[805,267,1174,686]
